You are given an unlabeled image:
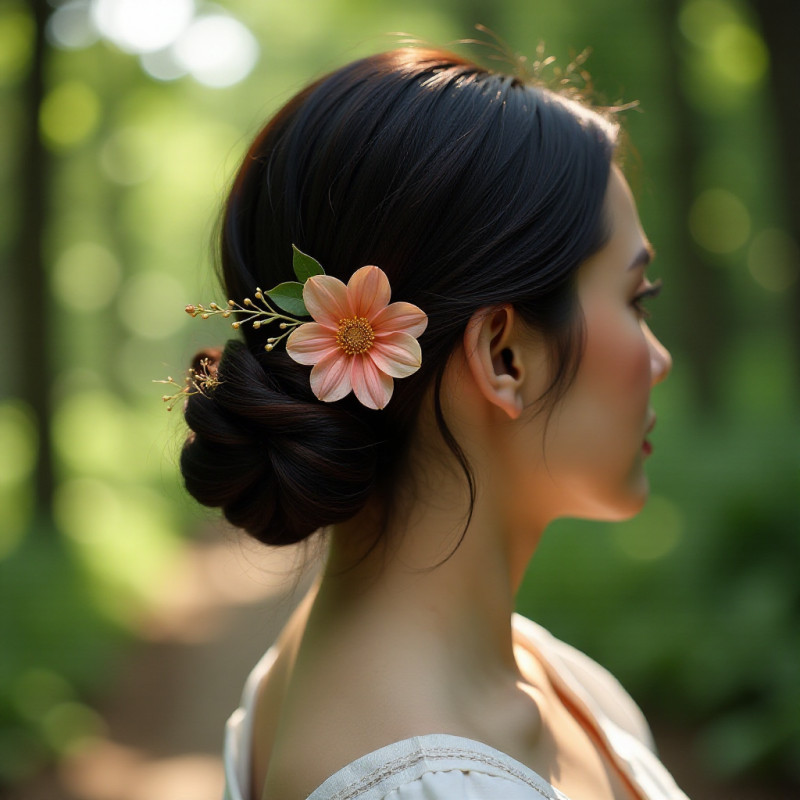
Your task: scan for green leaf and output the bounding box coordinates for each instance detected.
[292,244,325,282]
[266,281,308,316]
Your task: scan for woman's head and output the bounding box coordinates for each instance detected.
[180,47,622,546]
[457,165,672,546]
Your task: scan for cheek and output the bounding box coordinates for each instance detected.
[549,308,652,472]
[581,310,651,406]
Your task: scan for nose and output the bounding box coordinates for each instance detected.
[645,325,672,386]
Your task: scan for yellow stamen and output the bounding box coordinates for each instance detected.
[336,316,375,355]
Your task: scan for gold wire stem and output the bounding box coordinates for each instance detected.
[154,358,220,411]
[185,289,304,338]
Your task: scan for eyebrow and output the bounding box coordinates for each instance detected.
[628,243,656,271]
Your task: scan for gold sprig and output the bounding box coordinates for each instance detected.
[154,357,220,411]
[185,289,303,351]
[457,28,607,106]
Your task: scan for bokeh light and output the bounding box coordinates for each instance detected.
[45,0,258,87]
[678,0,740,47]
[747,228,800,292]
[54,478,181,623]
[0,401,37,487]
[138,47,188,83]
[708,23,768,87]
[12,669,74,724]
[52,242,123,312]
[612,495,684,561]
[39,81,101,150]
[40,701,105,755]
[99,126,159,185]
[2,1,798,792]
[117,272,188,340]
[46,0,98,51]
[689,188,751,254]
[52,390,161,480]
[0,5,34,86]
[90,0,194,55]
[172,14,259,88]
[0,401,36,559]
[678,0,768,113]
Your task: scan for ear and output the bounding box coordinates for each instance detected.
[463,305,525,420]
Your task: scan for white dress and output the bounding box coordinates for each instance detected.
[223,614,690,800]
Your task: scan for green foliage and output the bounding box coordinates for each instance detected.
[266,281,308,316]
[292,244,326,283]
[518,417,800,781]
[0,526,125,785]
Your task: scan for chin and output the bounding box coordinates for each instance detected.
[608,476,651,521]
[570,474,651,523]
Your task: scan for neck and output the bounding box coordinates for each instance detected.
[311,459,546,683]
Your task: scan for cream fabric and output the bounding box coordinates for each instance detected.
[223,614,690,800]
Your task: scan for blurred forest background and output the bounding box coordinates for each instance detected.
[0,0,798,797]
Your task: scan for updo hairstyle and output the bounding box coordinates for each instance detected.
[180,48,619,547]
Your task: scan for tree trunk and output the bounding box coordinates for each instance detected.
[660,0,730,413]
[751,0,800,377]
[15,0,54,524]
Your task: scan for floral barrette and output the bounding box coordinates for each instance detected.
[164,246,428,411]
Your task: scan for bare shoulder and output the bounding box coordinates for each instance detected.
[260,639,462,799]
[255,603,499,800]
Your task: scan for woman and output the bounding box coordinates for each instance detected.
[176,47,687,799]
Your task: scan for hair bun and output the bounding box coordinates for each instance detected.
[180,341,377,545]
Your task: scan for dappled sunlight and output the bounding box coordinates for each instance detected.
[61,741,223,800]
[2,0,799,795]
[52,390,157,480]
[54,479,183,622]
[139,537,317,642]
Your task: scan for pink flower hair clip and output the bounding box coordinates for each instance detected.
[176,246,428,410]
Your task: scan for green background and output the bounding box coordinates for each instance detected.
[1,0,798,793]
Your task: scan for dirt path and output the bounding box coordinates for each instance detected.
[12,531,315,800]
[10,532,794,800]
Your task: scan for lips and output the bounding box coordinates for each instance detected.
[643,415,656,456]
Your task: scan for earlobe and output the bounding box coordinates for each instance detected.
[463,306,525,420]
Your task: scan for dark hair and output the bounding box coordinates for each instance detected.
[180,47,619,547]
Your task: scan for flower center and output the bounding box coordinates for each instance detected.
[336,316,375,355]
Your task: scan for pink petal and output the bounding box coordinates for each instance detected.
[285,322,338,365]
[371,301,428,338]
[309,351,353,403]
[303,275,350,328]
[369,333,422,378]
[346,266,391,320]
[350,354,393,410]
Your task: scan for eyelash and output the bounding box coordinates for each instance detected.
[632,278,663,318]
